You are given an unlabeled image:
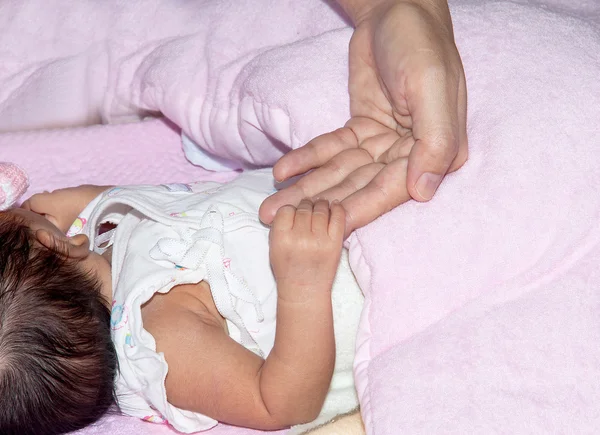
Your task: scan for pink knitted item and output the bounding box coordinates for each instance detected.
[0,162,29,211]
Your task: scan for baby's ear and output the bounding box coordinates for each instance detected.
[35,230,90,259]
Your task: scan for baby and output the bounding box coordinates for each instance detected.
[0,169,364,435]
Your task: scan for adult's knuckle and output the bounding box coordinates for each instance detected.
[323,157,346,179]
[424,131,459,160]
[332,127,358,148]
[372,178,392,205]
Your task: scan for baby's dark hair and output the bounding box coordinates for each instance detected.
[0,213,118,435]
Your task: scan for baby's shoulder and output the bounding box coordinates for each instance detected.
[141,281,228,348]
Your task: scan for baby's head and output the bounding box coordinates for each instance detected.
[0,209,117,435]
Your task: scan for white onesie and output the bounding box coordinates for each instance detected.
[69,169,364,434]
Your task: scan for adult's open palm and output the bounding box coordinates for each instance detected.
[260,1,468,236]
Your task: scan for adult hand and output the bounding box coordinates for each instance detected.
[260,0,468,237]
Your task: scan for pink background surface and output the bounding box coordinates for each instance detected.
[1,0,599,433]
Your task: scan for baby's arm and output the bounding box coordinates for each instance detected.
[147,199,345,429]
[21,185,112,233]
[262,198,345,421]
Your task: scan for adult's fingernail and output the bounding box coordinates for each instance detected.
[415,172,442,201]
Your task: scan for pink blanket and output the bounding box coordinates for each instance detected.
[0,119,236,196]
[2,0,600,434]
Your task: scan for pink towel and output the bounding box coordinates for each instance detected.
[349,1,600,433]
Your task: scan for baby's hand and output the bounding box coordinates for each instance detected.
[269,199,345,302]
[21,185,111,233]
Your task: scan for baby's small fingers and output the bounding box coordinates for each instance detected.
[328,202,346,241]
[272,204,296,232]
[23,192,50,214]
[20,199,31,210]
[294,198,313,232]
[311,199,330,234]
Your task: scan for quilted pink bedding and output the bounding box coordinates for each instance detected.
[1,0,600,434]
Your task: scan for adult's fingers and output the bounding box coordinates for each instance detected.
[405,55,462,202]
[341,157,410,238]
[272,128,358,183]
[259,148,373,224]
[314,162,384,204]
[328,202,346,241]
[447,70,469,174]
